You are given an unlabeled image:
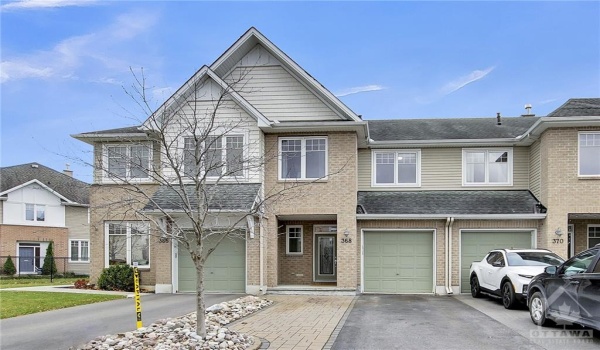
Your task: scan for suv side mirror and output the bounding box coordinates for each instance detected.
[544,266,557,275]
[492,261,504,267]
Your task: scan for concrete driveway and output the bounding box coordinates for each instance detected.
[332,294,545,350]
[0,293,238,350]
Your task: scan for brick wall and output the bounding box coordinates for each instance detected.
[0,224,69,259]
[263,132,358,288]
[539,127,600,258]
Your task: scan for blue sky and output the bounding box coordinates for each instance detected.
[1,1,599,182]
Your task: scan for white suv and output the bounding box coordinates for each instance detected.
[469,249,564,309]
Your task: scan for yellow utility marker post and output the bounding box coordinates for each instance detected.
[133,263,143,329]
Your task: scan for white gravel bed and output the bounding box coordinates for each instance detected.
[75,296,272,350]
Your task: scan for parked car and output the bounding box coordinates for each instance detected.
[469,249,564,309]
[527,244,600,330]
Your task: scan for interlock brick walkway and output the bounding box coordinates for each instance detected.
[230,295,355,350]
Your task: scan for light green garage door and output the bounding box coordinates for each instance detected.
[460,231,533,292]
[178,237,245,293]
[364,231,434,293]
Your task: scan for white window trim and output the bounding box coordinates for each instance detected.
[371,149,421,187]
[104,222,150,268]
[588,224,600,249]
[578,131,600,178]
[278,137,328,181]
[286,225,303,255]
[462,148,513,186]
[69,239,90,263]
[24,203,46,222]
[183,132,249,181]
[102,143,153,183]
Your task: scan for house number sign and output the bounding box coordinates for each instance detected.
[341,238,352,244]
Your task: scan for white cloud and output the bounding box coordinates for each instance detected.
[335,84,385,97]
[1,11,159,84]
[1,0,97,11]
[440,66,495,96]
[152,87,173,101]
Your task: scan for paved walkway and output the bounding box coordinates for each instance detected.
[230,295,356,350]
[1,284,139,296]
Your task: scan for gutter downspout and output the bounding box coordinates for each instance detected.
[447,217,454,295]
[259,215,265,295]
[445,218,451,295]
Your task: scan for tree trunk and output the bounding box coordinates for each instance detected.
[195,260,206,338]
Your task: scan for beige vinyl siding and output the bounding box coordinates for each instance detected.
[66,206,90,275]
[225,65,341,122]
[358,147,530,190]
[529,140,541,199]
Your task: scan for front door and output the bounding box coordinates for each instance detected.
[19,247,35,273]
[314,234,336,282]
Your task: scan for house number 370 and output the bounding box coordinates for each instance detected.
[552,238,564,244]
[341,238,352,243]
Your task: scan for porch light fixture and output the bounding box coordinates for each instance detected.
[343,229,350,237]
[555,228,563,237]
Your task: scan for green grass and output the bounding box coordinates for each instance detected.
[0,291,125,318]
[0,277,82,289]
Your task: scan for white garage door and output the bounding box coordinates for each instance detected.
[364,230,434,293]
[178,236,245,293]
[460,231,533,292]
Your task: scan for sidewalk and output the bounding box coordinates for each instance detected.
[230,295,356,350]
[1,285,140,296]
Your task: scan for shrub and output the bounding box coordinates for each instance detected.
[3,256,16,275]
[41,241,58,275]
[97,264,134,291]
[73,279,89,289]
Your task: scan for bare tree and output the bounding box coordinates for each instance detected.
[78,66,351,337]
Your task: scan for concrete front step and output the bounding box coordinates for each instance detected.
[267,285,357,296]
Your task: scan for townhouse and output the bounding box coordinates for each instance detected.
[0,163,90,275]
[73,28,600,294]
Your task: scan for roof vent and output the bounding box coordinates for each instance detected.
[496,112,502,125]
[31,164,38,168]
[521,104,535,117]
[63,163,73,177]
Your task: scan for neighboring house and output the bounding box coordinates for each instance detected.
[72,27,600,295]
[0,163,91,275]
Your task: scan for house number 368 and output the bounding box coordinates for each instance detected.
[341,238,352,243]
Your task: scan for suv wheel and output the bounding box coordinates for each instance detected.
[470,276,481,298]
[529,291,551,326]
[502,281,517,309]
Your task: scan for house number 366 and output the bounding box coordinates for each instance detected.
[341,238,352,243]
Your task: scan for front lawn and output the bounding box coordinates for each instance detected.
[0,276,82,289]
[0,291,124,318]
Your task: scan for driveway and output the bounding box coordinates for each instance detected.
[332,294,544,350]
[0,293,238,350]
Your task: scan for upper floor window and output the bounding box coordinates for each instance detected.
[105,222,149,268]
[279,137,327,180]
[25,204,45,221]
[589,225,600,248]
[372,150,420,186]
[286,225,303,254]
[463,148,513,186]
[579,132,600,176]
[70,240,89,262]
[105,143,151,180]
[183,135,245,178]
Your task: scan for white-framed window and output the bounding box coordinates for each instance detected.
[69,240,89,262]
[105,222,150,268]
[279,137,327,180]
[25,203,45,221]
[372,150,421,186]
[286,225,303,255]
[462,148,513,186]
[578,132,600,176]
[183,135,245,178]
[105,143,152,180]
[588,225,600,248]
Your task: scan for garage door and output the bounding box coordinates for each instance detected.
[178,236,245,293]
[460,231,533,292]
[364,230,434,293]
